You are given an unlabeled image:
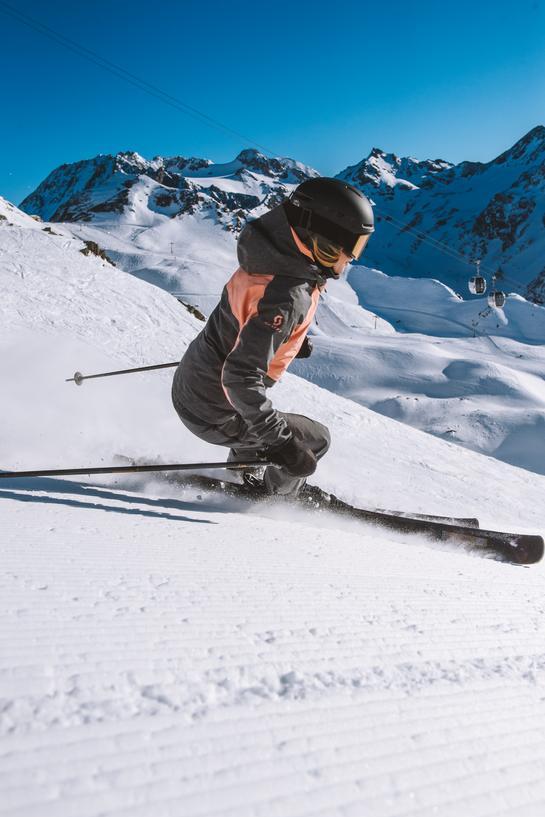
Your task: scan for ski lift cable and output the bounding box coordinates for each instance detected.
[378,208,483,267]
[383,212,527,297]
[375,207,528,296]
[0,1,278,158]
[375,209,474,266]
[377,212,516,288]
[376,207,488,270]
[378,216,472,266]
[377,213,520,295]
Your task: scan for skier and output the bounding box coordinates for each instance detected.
[172,177,374,496]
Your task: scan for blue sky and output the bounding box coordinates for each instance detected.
[1,0,544,204]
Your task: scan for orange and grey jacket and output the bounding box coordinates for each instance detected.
[172,202,327,447]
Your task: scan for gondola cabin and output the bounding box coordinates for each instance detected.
[488,290,506,308]
[469,276,487,295]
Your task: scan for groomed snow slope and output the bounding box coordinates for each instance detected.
[3,479,545,817]
[2,200,545,816]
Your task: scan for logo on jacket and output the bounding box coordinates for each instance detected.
[264,314,285,332]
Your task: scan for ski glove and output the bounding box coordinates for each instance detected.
[295,336,313,359]
[266,435,317,477]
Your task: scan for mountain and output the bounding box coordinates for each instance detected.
[20,129,545,302]
[336,126,545,302]
[338,147,452,191]
[20,148,318,230]
[18,149,319,305]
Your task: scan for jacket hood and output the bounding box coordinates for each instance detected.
[237,203,326,283]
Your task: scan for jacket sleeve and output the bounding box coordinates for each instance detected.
[221,282,297,447]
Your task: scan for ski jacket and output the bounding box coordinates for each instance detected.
[172,202,327,447]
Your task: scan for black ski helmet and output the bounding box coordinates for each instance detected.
[284,177,374,260]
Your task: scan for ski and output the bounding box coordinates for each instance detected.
[130,467,542,566]
[296,482,543,565]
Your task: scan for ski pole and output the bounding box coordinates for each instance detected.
[0,460,271,480]
[66,362,180,385]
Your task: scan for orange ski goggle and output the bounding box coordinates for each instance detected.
[349,233,371,260]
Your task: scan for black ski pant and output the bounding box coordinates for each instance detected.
[174,408,330,496]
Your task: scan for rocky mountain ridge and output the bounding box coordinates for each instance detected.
[341,127,545,300]
[19,127,545,300]
[20,148,318,232]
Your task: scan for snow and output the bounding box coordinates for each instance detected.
[3,480,545,816]
[2,198,545,816]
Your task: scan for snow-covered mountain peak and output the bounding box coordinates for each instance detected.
[337,147,452,194]
[495,124,545,165]
[159,155,214,175]
[19,148,319,227]
[442,126,545,184]
[116,150,148,168]
[233,148,318,183]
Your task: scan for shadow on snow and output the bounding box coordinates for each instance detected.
[0,474,218,525]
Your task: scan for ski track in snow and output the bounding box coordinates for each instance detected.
[2,480,545,817]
